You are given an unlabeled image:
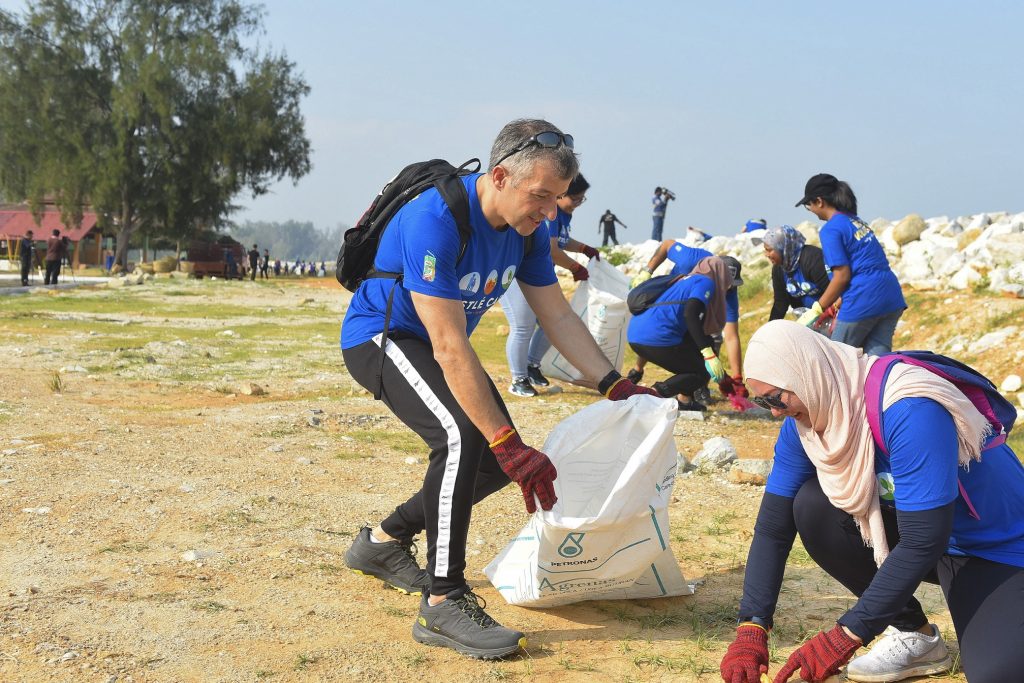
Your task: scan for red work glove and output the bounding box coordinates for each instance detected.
[720,623,769,683]
[489,427,557,514]
[717,374,736,397]
[731,375,749,398]
[605,377,661,401]
[581,245,601,261]
[773,624,860,683]
[571,264,589,281]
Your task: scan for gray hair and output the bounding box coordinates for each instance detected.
[488,118,579,183]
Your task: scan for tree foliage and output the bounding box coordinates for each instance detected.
[0,0,311,267]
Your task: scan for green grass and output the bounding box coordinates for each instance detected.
[293,653,317,672]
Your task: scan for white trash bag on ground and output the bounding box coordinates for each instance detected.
[484,395,692,607]
[540,258,631,383]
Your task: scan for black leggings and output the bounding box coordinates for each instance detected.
[629,337,709,397]
[343,334,512,595]
[793,478,1024,683]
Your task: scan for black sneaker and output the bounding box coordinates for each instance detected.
[344,526,431,595]
[626,368,644,384]
[412,587,525,660]
[526,364,550,387]
[677,399,708,412]
[693,387,712,405]
[509,377,538,397]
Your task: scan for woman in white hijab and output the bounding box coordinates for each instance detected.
[719,320,1024,683]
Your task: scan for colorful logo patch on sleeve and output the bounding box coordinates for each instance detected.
[422,253,436,282]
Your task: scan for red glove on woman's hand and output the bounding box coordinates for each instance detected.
[581,245,601,261]
[571,264,589,281]
[773,624,860,683]
[731,375,749,398]
[489,427,557,514]
[720,624,769,683]
[606,377,661,401]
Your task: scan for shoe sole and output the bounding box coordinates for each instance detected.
[846,655,953,683]
[347,567,425,596]
[412,622,525,660]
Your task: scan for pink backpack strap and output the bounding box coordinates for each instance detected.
[864,354,981,521]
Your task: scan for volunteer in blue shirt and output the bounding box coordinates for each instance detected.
[340,119,657,661]
[626,256,733,411]
[720,321,1024,683]
[500,173,600,397]
[794,174,905,355]
[631,242,748,399]
[763,225,834,324]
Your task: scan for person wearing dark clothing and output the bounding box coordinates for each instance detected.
[61,236,72,267]
[260,249,270,279]
[273,259,281,276]
[44,229,65,285]
[223,248,237,279]
[19,230,35,286]
[598,209,626,246]
[248,244,260,281]
[763,225,833,322]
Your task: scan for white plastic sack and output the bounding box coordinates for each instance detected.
[540,258,630,383]
[484,395,692,607]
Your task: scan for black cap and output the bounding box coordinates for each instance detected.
[721,255,743,286]
[795,173,839,207]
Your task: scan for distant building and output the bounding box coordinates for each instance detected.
[0,204,105,267]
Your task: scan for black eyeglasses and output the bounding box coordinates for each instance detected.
[751,389,788,411]
[494,131,574,167]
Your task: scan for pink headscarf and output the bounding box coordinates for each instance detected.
[745,320,990,566]
[689,256,733,336]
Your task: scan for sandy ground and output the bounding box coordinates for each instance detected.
[4,274,1018,682]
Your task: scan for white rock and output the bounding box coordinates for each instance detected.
[181,549,216,562]
[23,506,51,514]
[692,436,738,473]
[179,484,195,493]
[732,459,772,477]
[403,456,421,465]
[1001,375,1022,392]
[971,327,1018,353]
[295,457,313,465]
[892,214,927,245]
[218,329,238,337]
[267,444,284,453]
[949,266,982,290]
[59,365,87,373]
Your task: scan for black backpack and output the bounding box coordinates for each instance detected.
[336,158,481,292]
[626,273,687,315]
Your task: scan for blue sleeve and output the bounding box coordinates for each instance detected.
[819,222,851,268]
[883,398,960,511]
[725,288,739,323]
[515,231,557,287]
[395,206,463,300]
[765,418,817,498]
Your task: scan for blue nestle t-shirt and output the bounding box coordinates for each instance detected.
[340,173,557,349]
[543,208,572,249]
[627,274,715,346]
[766,399,1024,568]
[786,263,833,309]
[666,243,738,323]
[819,214,905,322]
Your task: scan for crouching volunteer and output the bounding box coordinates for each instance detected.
[630,242,748,401]
[339,118,658,660]
[763,224,834,325]
[719,320,1024,683]
[625,256,733,411]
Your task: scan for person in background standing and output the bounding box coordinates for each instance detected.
[44,229,64,285]
[794,174,905,355]
[598,209,627,247]
[273,258,281,276]
[247,244,260,281]
[19,229,34,286]
[651,187,673,241]
[260,249,270,279]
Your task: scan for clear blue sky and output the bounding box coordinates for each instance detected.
[6,1,1024,239]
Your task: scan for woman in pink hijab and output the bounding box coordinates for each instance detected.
[719,320,1024,683]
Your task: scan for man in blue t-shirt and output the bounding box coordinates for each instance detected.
[340,119,658,660]
[651,187,673,241]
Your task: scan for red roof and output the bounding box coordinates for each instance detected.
[0,209,100,241]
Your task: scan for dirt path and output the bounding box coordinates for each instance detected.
[4,276,1015,682]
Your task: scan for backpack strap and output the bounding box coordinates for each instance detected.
[865,353,981,520]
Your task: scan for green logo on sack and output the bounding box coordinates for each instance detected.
[557,532,585,558]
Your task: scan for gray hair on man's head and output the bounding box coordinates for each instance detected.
[488,118,578,184]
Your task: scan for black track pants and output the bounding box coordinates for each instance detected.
[343,334,512,595]
[629,336,709,397]
[793,478,1024,683]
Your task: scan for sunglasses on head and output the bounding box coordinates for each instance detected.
[751,389,788,411]
[494,131,574,167]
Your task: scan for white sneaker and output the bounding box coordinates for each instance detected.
[846,624,952,682]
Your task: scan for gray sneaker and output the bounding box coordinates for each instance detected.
[344,526,431,595]
[509,377,538,397]
[846,624,952,682]
[412,588,525,660]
